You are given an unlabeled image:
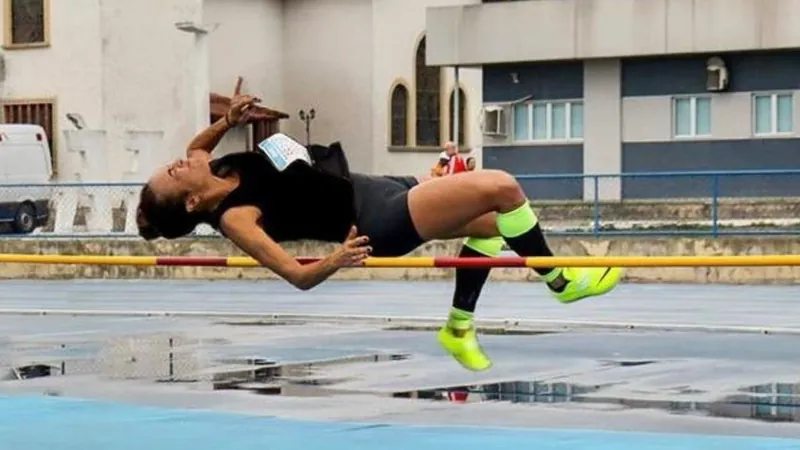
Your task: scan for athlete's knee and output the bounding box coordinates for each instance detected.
[479,170,525,210]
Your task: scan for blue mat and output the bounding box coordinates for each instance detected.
[1,395,799,449]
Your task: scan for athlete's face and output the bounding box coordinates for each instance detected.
[146,156,211,212]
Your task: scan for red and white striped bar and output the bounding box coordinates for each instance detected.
[0,253,799,268]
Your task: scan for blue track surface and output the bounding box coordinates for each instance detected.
[1,395,799,450]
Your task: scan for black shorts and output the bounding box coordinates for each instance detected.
[350,174,424,257]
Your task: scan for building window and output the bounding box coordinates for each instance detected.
[4,0,49,48]
[753,93,793,136]
[448,87,466,145]
[390,84,409,146]
[512,100,583,142]
[2,100,55,167]
[513,102,530,141]
[673,96,711,138]
[414,36,441,147]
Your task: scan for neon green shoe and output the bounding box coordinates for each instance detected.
[552,267,623,304]
[437,325,492,372]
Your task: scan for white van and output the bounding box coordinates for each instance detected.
[0,124,53,234]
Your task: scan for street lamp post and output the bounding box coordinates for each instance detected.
[298,108,316,146]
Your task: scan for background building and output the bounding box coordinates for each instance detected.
[0,0,482,180]
[427,0,800,200]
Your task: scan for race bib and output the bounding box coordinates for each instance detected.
[257,133,312,172]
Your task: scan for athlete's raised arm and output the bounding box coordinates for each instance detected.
[185,94,259,159]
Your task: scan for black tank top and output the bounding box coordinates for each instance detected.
[206,152,356,243]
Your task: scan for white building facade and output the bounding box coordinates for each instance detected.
[426,0,800,201]
[0,0,483,181]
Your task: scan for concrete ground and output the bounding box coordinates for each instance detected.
[0,279,799,449]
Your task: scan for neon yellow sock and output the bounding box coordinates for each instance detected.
[495,202,537,238]
[447,307,473,330]
[463,236,504,257]
[495,203,563,282]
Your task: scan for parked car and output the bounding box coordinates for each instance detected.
[0,124,53,234]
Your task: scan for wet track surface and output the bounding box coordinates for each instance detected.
[0,279,798,329]
[0,279,799,448]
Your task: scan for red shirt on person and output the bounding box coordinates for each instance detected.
[448,154,468,174]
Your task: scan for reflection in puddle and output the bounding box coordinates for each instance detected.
[393,381,800,423]
[6,332,800,425]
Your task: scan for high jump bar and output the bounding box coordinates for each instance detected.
[0,253,799,268]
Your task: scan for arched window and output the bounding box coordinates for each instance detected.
[448,87,467,145]
[415,36,441,146]
[390,84,409,146]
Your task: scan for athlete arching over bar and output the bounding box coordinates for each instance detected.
[136,94,623,372]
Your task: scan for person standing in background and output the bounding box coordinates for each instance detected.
[430,153,450,177]
[465,157,476,171]
[443,141,468,175]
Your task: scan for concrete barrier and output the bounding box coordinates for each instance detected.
[533,198,800,222]
[27,196,800,234]
[0,237,798,284]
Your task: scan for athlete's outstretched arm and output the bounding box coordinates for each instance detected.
[219,206,371,290]
[185,94,258,158]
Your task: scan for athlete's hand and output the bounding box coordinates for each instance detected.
[227,94,260,125]
[330,226,372,267]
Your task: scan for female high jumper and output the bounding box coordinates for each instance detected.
[136,94,622,372]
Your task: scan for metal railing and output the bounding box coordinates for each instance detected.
[515,168,800,236]
[0,169,798,238]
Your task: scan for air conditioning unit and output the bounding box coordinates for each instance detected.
[481,106,506,136]
[706,56,729,92]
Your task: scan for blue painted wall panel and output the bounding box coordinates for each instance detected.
[483,62,584,103]
[483,145,584,200]
[622,50,800,97]
[622,139,800,198]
